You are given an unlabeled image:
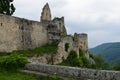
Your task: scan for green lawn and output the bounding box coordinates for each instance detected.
[0,71,40,80]
[0,70,75,80]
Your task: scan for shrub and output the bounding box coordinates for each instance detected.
[89,53,94,59]
[71,58,83,67]
[65,43,69,52]
[61,50,83,67]
[67,50,77,60]
[79,48,84,57]
[0,54,29,71]
[80,56,91,68]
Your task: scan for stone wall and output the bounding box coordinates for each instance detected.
[25,63,120,80]
[0,14,48,52]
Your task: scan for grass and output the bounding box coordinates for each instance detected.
[0,71,40,80]
[0,42,58,57]
[13,43,57,57]
[0,70,74,80]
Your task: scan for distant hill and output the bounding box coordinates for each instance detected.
[89,42,120,64]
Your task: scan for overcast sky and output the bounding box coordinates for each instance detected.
[13,0,120,48]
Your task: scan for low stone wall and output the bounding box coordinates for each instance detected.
[25,63,120,80]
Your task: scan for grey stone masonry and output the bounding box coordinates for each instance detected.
[0,14,48,52]
[0,3,67,52]
[25,63,120,80]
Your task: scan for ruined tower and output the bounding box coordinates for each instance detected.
[74,33,89,58]
[53,17,67,35]
[41,3,51,22]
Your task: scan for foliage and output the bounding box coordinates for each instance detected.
[59,50,91,68]
[65,43,69,52]
[79,49,91,68]
[0,52,11,56]
[60,33,66,37]
[0,54,29,71]
[89,53,94,59]
[67,50,77,59]
[80,56,91,68]
[79,48,84,57]
[0,0,15,15]
[93,54,110,70]
[112,60,120,70]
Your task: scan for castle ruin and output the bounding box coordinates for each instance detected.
[0,3,93,64]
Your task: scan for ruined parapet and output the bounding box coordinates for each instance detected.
[53,17,67,36]
[40,3,51,22]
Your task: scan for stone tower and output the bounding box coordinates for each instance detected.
[74,33,89,58]
[41,3,51,22]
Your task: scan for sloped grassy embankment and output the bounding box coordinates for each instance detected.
[0,42,74,80]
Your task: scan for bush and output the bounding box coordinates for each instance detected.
[71,58,83,67]
[80,56,91,68]
[0,54,29,71]
[60,50,84,67]
[79,48,84,57]
[89,53,94,59]
[65,43,69,52]
[67,50,77,60]
[59,50,92,68]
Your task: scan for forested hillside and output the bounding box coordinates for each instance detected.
[89,42,120,64]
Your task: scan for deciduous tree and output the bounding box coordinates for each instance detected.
[0,0,15,15]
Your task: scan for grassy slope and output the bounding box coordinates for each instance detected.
[0,42,74,80]
[0,71,39,80]
[0,43,58,57]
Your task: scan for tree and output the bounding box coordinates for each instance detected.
[0,0,15,15]
[112,60,120,70]
[94,54,110,70]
